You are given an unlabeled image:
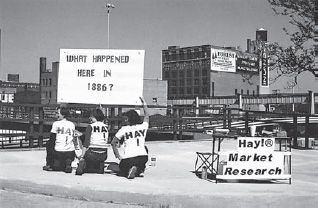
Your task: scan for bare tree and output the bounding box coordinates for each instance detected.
[267,0,315,89]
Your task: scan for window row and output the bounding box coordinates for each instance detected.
[169,78,208,87]
[234,89,257,95]
[163,69,208,79]
[41,78,52,86]
[163,49,210,62]
[42,91,53,99]
[169,87,208,95]
[162,60,210,70]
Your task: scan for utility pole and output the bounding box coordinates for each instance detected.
[106,3,115,49]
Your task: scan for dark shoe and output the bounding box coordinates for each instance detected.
[98,162,104,174]
[127,166,137,179]
[137,171,144,177]
[65,159,72,173]
[43,165,53,171]
[76,159,86,175]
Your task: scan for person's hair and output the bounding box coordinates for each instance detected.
[125,110,141,126]
[59,107,70,118]
[94,109,105,121]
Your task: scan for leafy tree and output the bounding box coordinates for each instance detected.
[267,0,315,89]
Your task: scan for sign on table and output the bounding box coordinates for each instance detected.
[217,137,291,180]
[58,49,145,105]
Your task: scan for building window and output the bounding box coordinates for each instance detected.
[241,89,244,95]
[194,49,199,59]
[194,87,199,94]
[186,79,191,86]
[202,70,207,77]
[179,80,184,86]
[171,80,177,86]
[152,98,157,105]
[187,50,192,59]
[49,91,52,98]
[172,51,177,61]
[187,87,191,94]
[187,70,192,77]
[164,71,169,79]
[179,51,184,60]
[235,89,238,94]
[194,70,199,77]
[49,79,52,86]
[203,51,208,58]
[247,90,249,95]
[172,88,177,94]
[179,88,184,94]
[194,79,199,86]
[179,71,184,77]
[202,87,207,95]
[202,78,207,86]
[163,52,169,62]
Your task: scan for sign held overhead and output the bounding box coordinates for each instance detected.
[58,49,145,105]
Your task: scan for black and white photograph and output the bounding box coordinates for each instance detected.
[0,0,318,207]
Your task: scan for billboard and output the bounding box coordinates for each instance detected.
[236,52,259,73]
[58,49,145,105]
[211,48,236,73]
[8,74,19,82]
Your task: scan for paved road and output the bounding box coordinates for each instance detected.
[1,139,318,208]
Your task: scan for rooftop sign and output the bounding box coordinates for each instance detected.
[211,48,236,73]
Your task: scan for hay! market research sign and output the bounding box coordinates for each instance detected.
[58,49,145,105]
[217,137,291,180]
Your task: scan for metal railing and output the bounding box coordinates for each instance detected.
[1,103,317,149]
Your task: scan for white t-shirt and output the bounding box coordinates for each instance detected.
[115,122,148,159]
[89,121,109,149]
[51,119,75,152]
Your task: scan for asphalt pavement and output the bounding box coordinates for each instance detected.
[0,139,318,208]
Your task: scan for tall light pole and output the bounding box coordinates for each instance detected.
[106,3,115,49]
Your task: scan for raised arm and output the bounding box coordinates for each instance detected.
[140,97,149,124]
[111,136,122,160]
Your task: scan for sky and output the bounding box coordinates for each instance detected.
[0,0,317,93]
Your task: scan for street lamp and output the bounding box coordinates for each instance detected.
[106,3,115,49]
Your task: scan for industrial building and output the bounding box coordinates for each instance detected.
[0,79,39,103]
[162,29,270,100]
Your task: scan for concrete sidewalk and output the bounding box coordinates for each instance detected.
[1,139,318,208]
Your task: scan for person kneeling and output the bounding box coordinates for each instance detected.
[43,107,76,173]
[111,97,149,179]
[76,108,109,175]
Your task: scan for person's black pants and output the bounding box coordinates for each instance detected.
[52,151,75,171]
[83,148,107,173]
[45,137,55,167]
[119,155,148,176]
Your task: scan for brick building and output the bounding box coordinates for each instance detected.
[162,29,270,100]
[162,45,263,99]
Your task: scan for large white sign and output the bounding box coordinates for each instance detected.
[217,137,291,180]
[58,49,145,105]
[211,48,236,73]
